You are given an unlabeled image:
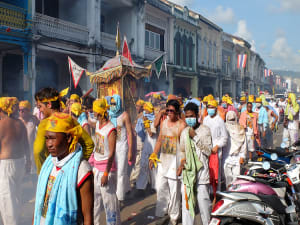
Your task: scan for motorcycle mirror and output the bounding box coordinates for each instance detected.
[271,153,278,161]
[263,161,271,170]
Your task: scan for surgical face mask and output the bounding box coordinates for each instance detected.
[256,103,262,108]
[222,103,227,108]
[207,108,216,117]
[185,117,197,127]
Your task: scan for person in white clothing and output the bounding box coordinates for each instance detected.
[223,111,247,187]
[203,99,228,206]
[89,98,121,225]
[136,102,157,191]
[149,99,186,225]
[109,94,133,202]
[178,102,212,225]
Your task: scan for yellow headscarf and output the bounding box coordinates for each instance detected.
[71,102,82,117]
[59,87,69,98]
[70,94,80,102]
[222,96,228,102]
[136,99,145,106]
[256,97,262,103]
[203,96,208,103]
[248,95,254,103]
[207,100,218,108]
[240,96,246,102]
[143,102,154,113]
[227,98,233,105]
[19,100,31,110]
[285,93,299,120]
[207,94,214,101]
[0,97,18,116]
[153,93,161,100]
[46,112,82,153]
[93,98,109,118]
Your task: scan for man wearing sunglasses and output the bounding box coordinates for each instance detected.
[149,99,186,225]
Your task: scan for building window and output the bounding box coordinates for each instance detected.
[145,23,164,51]
[203,40,207,65]
[182,35,187,67]
[188,37,193,68]
[36,0,59,18]
[198,38,201,65]
[174,32,181,65]
[208,42,212,67]
[100,16,105,32]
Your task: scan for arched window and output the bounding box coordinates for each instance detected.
[182,35,187,67]
[188,37,193,68]
[174,32,181,65]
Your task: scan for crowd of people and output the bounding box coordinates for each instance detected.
[0,87,299,225]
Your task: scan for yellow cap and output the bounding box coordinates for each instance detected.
[208,100,218,108]
[248,95,254,103]
[227,98,233,105]
[203,96,208,102]
[70,94,80,102]
[19,100,31,110]
[207,94,214,101]
[240,96,246,101]
[153,93,161,100]
[222,96,228,102]
[46,112,82,153]
[71,102,82,117]
[136,99,145,106]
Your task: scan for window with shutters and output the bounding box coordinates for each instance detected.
[145,23,164,51]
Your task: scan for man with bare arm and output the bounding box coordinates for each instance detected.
[0,97,31,225]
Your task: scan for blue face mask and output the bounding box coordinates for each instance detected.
[185,117,197,127]
[222,103,227,108]
[207,108,216,117]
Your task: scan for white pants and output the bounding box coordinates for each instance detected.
[224,163,241,188]
[182,183,211,225]
[94,170,121,225]
[136,149,157,190]
[115,147,130,201]
[155,171,180,223]
[288,128,299,150]
[0,158,25,225]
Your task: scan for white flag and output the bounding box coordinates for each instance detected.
[68,57,85,88]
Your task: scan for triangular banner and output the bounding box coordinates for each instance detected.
[122,36,133,65]
[154,54,164,79]
[68,57,85,89]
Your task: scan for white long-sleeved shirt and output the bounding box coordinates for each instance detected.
[203,115,228,149]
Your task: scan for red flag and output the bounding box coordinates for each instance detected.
[122,36,133,65]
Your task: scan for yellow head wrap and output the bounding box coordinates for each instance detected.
[143,102,154,113]
[19,100,31,110]
[207,94,214,101]
[0,97,18,116]
[136,99,145,106]
[207,100,218,108]
[46,112,82,153]
[71,102,82,117]
[227,98,233,105]
[203,96,208,102]
[70,94,80,102]
[248,95,254,103]
[256,97,262,103]
[153,93,161,100]
[59,87,69,98]
[240,96,246,102]
[222,96,228,102]
[93,98,109,118]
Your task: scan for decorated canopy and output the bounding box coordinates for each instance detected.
[86,55,151,84]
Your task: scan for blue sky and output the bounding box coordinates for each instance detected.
[170,0,300,72]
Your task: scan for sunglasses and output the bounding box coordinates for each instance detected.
[110,103,116,106]
[166,109,175,113]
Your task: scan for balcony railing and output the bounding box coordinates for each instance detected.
[34,13,89,45]
[0,2,27,30]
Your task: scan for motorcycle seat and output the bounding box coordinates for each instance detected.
[262,148,293,157]
[258,194,286,214]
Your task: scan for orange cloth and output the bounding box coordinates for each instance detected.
[217,106,226,121]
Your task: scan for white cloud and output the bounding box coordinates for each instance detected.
[234,20,256,51]
[209,6,235,24]
[279,0,300,12]
[168,0,194,7]
[270,37,300,70]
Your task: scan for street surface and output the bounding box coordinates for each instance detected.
[2,125,283,225]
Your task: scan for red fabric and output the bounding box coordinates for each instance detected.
[77,171,92,188]
[209,152,219,197]
[122,37,133,65]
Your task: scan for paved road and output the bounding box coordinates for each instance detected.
[5,125,284,225]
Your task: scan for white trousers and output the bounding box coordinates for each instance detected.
[94,170,121,225]
[155,171,180,223]
[136,149,157,190]
[0,158,25,225]
[224,162,241,188]
[115,147,130,201]
[181,183,211,225]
